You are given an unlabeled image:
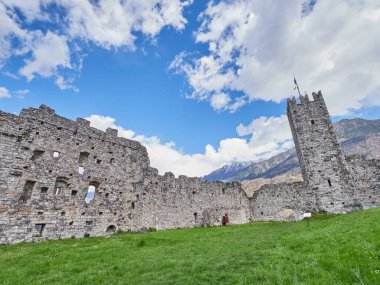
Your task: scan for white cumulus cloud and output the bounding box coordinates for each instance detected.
[63,0,191,49]
[210,92,230,111]
[0,0,192,89]
[0,86,11,98]
[19,31,71,81]
[172,0,380,115]
[86,113,293,177]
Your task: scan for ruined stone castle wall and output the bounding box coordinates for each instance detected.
[346,154,380,209]
[0,106,250,244]
[1,91,380,243]
[249,182,315,221]
[248,153,380,222]
[130,171,250,231]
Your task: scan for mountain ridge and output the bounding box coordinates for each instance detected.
[203,118,380,182]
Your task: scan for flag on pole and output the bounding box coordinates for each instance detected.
[293,75,301,96]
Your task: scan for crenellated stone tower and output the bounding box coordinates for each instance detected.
[287,91,359,213]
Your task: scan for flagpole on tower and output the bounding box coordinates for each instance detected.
[293,74,301,97]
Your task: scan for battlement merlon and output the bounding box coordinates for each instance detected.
[106,128,118,139]
[20,104,56,119]
[287,90,325,110]
[312,90,324,102]
[286,97,296,115]
[287,97,297,105]
[76,118,91,127]
[302,94,311,104]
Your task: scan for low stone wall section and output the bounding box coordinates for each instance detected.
[250,182,315,221]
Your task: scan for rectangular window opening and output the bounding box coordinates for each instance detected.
[31,150,45,161]
[78,151,90,164]
[40,187,48,194]
[78,166,84,175]
[35,223,45,235]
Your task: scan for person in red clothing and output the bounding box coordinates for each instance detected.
[222,214,229,226]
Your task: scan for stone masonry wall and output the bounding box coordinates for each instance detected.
[249,154,380,222]
[346,154,380,209]
[249,182,315,221]
[1,95,379,243]
[287,91,359,213]
[0,105,250,244]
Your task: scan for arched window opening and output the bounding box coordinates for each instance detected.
[106,225,117,234]
[85,186,96,203]
[85,181,100,203]
[54,177,68,196]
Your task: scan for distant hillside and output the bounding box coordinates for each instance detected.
[335,118,380,158]
[203,118,380,182]
[241,168,303,197]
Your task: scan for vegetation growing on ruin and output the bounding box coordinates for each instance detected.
[1,208,380,285]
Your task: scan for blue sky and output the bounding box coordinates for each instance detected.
[1,0,380,176]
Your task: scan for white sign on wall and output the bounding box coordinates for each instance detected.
[303,212,312,218]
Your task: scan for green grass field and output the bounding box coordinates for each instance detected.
[1,208,380,285]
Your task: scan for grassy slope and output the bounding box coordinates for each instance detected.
[1,208,380,285]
